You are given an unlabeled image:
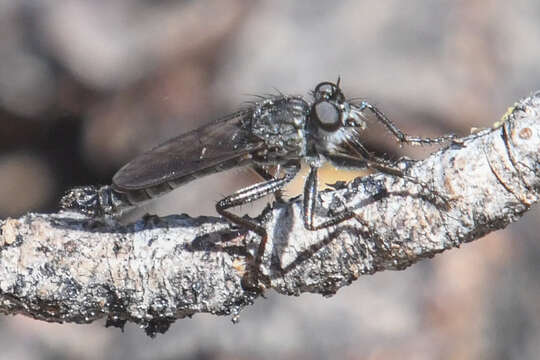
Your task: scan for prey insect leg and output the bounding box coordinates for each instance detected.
[358,101,456,145]
[216,160,300,288]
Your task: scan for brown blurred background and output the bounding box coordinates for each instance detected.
[1,1,540,359]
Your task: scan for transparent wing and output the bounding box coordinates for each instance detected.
[112,110,263,191]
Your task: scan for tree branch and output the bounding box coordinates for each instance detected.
[1,93,539,336]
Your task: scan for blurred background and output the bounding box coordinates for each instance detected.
[1,0,540,359]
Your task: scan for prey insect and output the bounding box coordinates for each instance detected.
[61,79,455,288]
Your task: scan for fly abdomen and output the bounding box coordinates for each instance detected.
[61,182,178,217]
[61,185,135,217]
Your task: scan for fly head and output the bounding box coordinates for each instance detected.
[308,81,368,157]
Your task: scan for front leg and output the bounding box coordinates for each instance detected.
[358,101,456,145]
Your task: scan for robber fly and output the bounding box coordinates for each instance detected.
[62,79,454,287]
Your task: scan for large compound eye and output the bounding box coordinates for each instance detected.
[314,81,345,102]
[312,101,342,131]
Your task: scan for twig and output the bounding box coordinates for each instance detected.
[1,93,539,336]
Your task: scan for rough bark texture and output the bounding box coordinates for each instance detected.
[1,93,539,336]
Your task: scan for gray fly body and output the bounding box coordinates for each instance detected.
[61,79,455,288]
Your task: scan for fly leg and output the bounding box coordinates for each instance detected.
[358,101,456,145]
[362,154,450,208]
[334,151,450,207]
[304,152,450,232]
[217,160,300,289]
[251,164,285,202]
[303,165,363,230]
[336,130,451,208]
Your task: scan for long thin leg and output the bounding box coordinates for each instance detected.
[216,161,300,288]
[326,152,405,179]
[336,129,450,205]
[303,164,382,230]
[303,165,354,230]
[358,101,455,145]
[303,165,319,230]
[329,152,449,206]
[305,151,449,231]
[301,102,455,236]
[251,164,284,202]
[361,151,449,206]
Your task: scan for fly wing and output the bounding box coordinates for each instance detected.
[112,110,262,191]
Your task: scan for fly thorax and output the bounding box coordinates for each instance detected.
[251,96,309,162]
